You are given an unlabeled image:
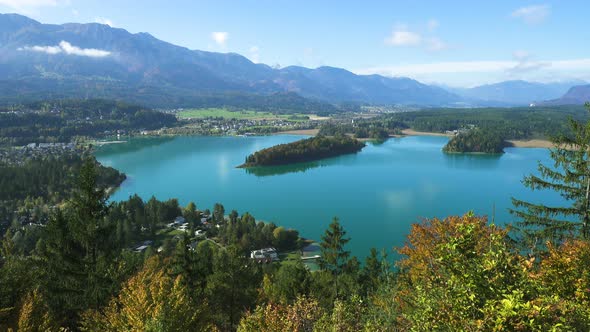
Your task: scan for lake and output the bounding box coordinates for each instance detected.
[95,135,562,259]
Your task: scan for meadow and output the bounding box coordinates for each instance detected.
[176,108,313,121]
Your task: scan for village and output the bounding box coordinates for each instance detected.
[129,211,320,270]
[155,117,320,137]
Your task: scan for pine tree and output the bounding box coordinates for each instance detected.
[319,217,350,275]
[318,217,351,300]
[511,103,590,249]
[206,246,260,331]
[39,158,117,328]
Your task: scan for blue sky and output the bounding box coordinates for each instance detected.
[1,0,589,87]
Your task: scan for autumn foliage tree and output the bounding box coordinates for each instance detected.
[81,256,212,331]
[394,212,590,331]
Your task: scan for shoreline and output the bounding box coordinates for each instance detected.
[241,127,554,149]
[274,129,320,136]
[505,139,554,149]
[401,129,452,137]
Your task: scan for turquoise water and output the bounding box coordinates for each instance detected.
[95,135,562,259]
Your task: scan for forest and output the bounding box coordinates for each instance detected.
[0,99,177,147]
[443,128,506,154]
[385,105,588,140]
[239,135,366,167]
[0,152,125,234]
[2,105,590,330]
[318,121,399,140]
[2,157,590,331]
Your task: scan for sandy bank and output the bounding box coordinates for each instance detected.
[401,129,452,137]
[276,129,320,136]
[506,139,554,149]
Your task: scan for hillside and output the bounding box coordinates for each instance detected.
[542,84,590,106]
[0,13,461,107]
[450,80,583,106]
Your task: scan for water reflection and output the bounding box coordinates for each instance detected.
[443,152,502,170]
[243,161,323,177]
[94,136,174,156]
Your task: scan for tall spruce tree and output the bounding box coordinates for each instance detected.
[511,103,590,249]
[39,158,116,328]
[318,217,351,300]
[319,217,351,275]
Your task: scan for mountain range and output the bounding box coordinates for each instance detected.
[448,80,586,106]
[0,13,587,108]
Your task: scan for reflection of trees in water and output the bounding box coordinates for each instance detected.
[443,153,502,170]
[94,137,175,156]
[244,161,324,177]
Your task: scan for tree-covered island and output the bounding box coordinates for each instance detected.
[443,128,506,154]
[238,135,366,168]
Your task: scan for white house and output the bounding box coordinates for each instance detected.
[174,216,186,225]
[250,247,279,262]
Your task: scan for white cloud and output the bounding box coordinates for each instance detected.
[508,50,550,74]
[0,0,65,15]
[23,45,62,54]
[0,0,58,7]
[211,32,228,46]
[94,17,114,27]
[71,8,79,16]
[385,23,448,52]
[427,19,439,31]
[511,4,550,24]
[426,37,448,52]
[512,50,530,60]
[249,45,260,63]
[18,41,111,58]
[385,27,422,46]
[355,57,590,86]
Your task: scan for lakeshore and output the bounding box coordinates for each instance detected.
[277,128,555,149]
[96,135,562,259]
[506,139,555,149]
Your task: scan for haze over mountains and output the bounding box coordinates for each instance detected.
[449,80,586,106]
[0,13,586,108]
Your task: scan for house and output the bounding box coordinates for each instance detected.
[134,245,149,252]
[195,230,206,237]
[174,216,186,225]
[250,247,279,263]
[261,248,279,261]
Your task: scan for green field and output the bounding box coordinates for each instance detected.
[176,108,312,121]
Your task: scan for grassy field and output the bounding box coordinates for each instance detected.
[176,108,313,121]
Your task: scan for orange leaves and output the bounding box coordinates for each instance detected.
[397,213,508,282]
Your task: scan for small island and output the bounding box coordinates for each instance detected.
[238,135,366,167]
[443,129,506,154]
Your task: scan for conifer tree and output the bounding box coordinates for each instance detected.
[318,217,351,300]
[511,103,590,249]
[319,217,350,276]
[39,158,117,328]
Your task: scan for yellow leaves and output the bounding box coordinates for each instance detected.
[81,256,210,331]
[17,289,57,332]
[238,296,324,332]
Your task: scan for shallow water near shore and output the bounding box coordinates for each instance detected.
[95,135,563,259]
